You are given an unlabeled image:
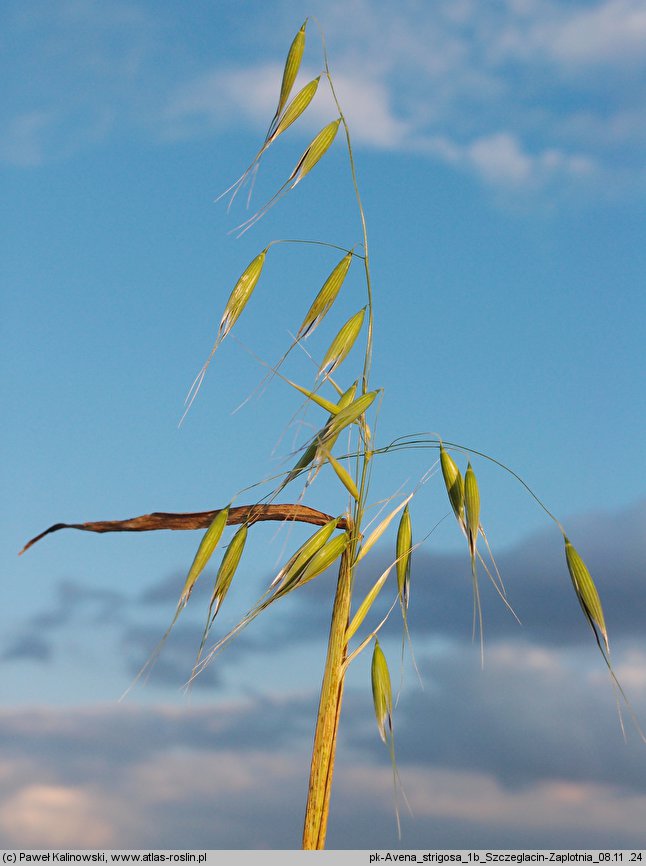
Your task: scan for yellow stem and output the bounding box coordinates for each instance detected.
[302,541,354,849]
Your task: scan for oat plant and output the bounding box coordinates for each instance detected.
[21,20,641,850]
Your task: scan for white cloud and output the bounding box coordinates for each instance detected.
[161,61,597,192]
[441,0,646,71]
[0,705,313,848]
[463,132,597,188]
[312,0,643,191]
[0,111,55,168]
[0,107,115,168]
[0,784,113,848]
[1,673,645,849]
[161,64,280,141]
[4,0,644,194]
[162,63,410,150]
[317,72,411,149]
[1,0,161,167]
[605,647,646,691]
[467,132,534,185]
[400,768,646,837]
[533,0,646,67]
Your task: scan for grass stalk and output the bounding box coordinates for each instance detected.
[300,32,377,850]
[302,540,354,849]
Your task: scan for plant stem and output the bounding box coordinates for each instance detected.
[301,31,377,851]
[302,540,354,849]
[320,34,374,395]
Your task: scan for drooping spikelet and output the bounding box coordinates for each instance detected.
[272,77,320,141]
[396,504,412,610]
[297,252,352,339]
[208,524,248,618]
[218,250,268,344]
[371,639,393,744]
[464,462,480,561]
[178,507,230,609]
[289,119,342,188]
[271,518,340,591]
[564,535,609,653]
[268,21,307,137]
[440,445,465,527]
[318,307,366,379]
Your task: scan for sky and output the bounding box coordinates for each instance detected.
[2,0,646,851]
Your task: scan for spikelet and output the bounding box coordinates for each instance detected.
[178,507,230,609]
[233,120,341,237]
[464,463,480,560]
[371,639,393,744]
[289,119,341,188]
[194,524,249,664]
[313,390,377,468]
[440,445,465,527]
[271,518,339,590]
[268,21,307,137]
[371,639,403,838]
[218,250,268,343]
[281,382,358,491]
[189,529,350,684]
[346,561,396,642]
[396,505,412,610]
[283,441,319,489]
[321,391,377,444]
[463,462,484,658]
[326,450,360,501]
[209,524,248,618]
[221,77,321,209]
[272,77,320,141]
[334,381,358,411]
[283,377,342,414]
[357,495,413,562]
[183,252,267,420]
[318,307,366,379]
[564,536,609,653]
[298,253,353,339]
[295,532,350,588]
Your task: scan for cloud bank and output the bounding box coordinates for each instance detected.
[2,640,646,848]
[2,500,645,848]
[3,0,645,195]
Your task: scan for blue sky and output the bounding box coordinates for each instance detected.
[2,0,646,850]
